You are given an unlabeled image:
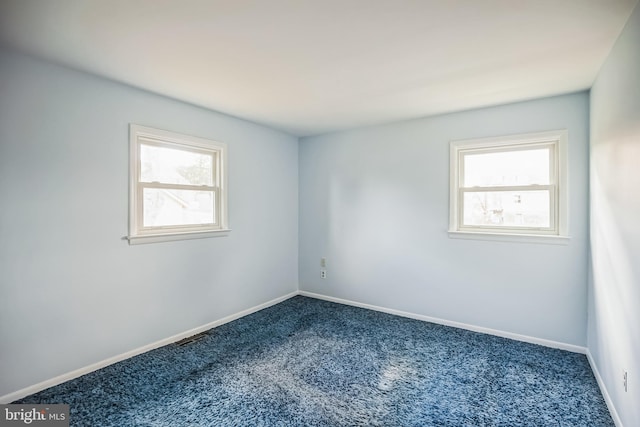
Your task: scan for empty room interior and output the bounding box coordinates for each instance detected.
[0,1,639,426]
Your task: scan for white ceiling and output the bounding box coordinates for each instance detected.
[0,0,637,136]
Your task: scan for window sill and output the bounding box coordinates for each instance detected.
[127,229,231,245]
[448,231,570,245]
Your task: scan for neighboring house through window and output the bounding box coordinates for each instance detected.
[449,130,568,244]
[128,124,229,244]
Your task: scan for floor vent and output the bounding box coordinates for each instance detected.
[175,332,208,346]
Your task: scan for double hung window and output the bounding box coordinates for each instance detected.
[129,125,228,244]
[449,130,568,242]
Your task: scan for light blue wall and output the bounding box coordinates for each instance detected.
[299,92,590,346]
[589,3,640,426]
[0,49,298,397]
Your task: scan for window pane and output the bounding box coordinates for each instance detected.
[143,188,215,227]
[463,148,550,187]
[462,190,550,228]
[140,143,213,186]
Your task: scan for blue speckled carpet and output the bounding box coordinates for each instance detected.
[16,296,613,426]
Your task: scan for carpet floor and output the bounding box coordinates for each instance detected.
[16,296,613,426]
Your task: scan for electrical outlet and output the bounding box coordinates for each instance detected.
[320,257,326,268]
[320,269,327,279]
[623,370,628,392]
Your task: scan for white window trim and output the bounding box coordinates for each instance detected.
[449,130,569,244]
[128,124,230,245]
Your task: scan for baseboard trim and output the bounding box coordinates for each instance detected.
[1,290,592,405]
[0,291,298,404]
[586,349,624,427]
[299,291,587,354]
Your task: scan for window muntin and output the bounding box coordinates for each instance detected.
[450,130,567,239]
[129,125,228,244]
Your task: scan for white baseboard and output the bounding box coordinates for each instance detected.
[299,291,587,354]
[0,289,594,406]
[586,349,624,427]
[0,291,298,404]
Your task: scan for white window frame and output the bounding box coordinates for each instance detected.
[128,124,229,245]
[449,130,569,244]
